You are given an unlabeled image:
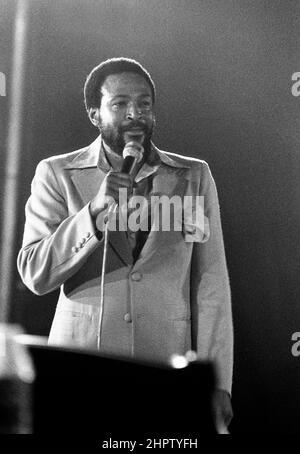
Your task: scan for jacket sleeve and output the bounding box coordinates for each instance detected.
[17,159,102,295]
[190,161,233,394]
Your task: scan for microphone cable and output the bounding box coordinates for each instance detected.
[97,203,116,351]
[96,141,144,351]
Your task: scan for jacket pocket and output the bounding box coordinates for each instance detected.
[49,310,94,347]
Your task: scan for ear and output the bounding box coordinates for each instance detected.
[88,107,101,127]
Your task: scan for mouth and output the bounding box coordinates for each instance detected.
[125,127,144,133]
[123,128,145,142]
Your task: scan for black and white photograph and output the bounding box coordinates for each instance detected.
[0,0,299,441]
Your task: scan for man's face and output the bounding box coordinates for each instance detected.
[96,72,155,155]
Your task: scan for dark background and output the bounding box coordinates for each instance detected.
[1,0,300,433]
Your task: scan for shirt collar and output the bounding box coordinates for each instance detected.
[64,134,190,176]
[98,137,162,181]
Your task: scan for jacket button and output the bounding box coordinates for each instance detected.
[71,246,79,253]
[131,272,142,281]
[124,313,132,323]
[85,232,91,239]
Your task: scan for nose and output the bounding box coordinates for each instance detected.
[126,102,142,120]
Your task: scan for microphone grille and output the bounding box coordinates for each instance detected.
[123,142,144,163]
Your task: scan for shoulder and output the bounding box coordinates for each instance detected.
[159,148,208,166]
[39,145,90,169]
[155,147,211,178]
[30,146,90,190]
[35,135,101,173]
[33,137,99,181]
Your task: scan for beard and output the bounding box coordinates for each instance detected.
[99,119,154,156]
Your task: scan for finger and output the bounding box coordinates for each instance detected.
[106,182,133,196]
[107,177,133,191]
[108,171,133,183]
[113,190,134,204]
[106,183,133,199]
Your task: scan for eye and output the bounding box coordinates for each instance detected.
[141,100,152,109]
[112,101,127,110]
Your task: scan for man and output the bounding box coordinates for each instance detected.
[17,58,233,428]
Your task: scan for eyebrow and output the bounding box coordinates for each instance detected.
[110,93,152,101]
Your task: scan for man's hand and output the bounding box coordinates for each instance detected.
[213,389,233,433]
[90,171,133,219]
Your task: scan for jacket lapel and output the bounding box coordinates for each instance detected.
[71,168,103,204]
[64,135,193,267]
[66,135,133,266]
[137,167,187,264]
[134,152,191,266]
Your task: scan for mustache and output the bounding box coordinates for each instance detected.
[121,121,148,132]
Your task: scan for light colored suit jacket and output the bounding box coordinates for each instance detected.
[17,135,233,393]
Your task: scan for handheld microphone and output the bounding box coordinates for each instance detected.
[103,141,144,225]
[121,141,144,174]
